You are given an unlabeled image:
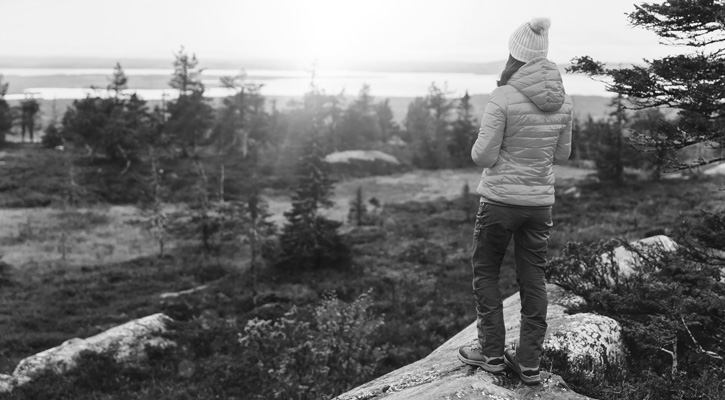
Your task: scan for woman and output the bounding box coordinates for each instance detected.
[457,17,573,385]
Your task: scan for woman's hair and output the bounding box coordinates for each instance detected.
[497,55,526,87]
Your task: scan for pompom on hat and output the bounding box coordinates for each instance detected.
[508,17,551,63]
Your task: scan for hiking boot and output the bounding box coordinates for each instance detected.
[504,348,541,385]
[457,344,505,374]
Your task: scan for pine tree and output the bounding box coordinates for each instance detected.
[169,46,203,94]
[569,0,725,170]
[20,96,40,143]
[278,134,348,269]
[404,84,456,169]
[166,47,213,156]
[213,72,266,157]
[0,76,11,146]
[327,91,344,152]
[404,97,436,168]
[0,75,7,97]
[108,62,128,101]
[448,91,478,168]
[426,83,455,143]
[373,98,399,144]
[347,186,368,226]
[582,116,624,182]
[606,94,627,184]
[339,85,381,149]
[61,65,156,167]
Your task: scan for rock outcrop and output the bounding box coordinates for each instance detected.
[0,313,175,393]
[607,235,678,277]
[336,284,622,400]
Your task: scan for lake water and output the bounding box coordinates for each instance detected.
[1,68,611,101]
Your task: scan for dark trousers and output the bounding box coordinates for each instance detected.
[471,201,552,368]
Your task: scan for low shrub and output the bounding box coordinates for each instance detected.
[546,211,725,400]
[239,290,386,399]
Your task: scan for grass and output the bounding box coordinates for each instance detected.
[0,206,171,268]
[549,174,725,255]
[0,251,242,375]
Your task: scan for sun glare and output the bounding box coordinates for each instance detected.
[289,0,380,67]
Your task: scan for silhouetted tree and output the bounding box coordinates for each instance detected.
[61,66,158,171]
[448,91,477,168]
[166,47,213,156]
[404,83,456,169]
[404,97,436,168]
[169,46,203,94]
[212,72,267,158]
[108,62,128,101]
[373,98,399,144]
[0,76,10,146]
[20,96,41,143]
[426,83,455,144]
[339,85,381,149]
[605,94,627,184]
[569,0,725,170]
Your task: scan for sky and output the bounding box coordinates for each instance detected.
[0,0,685,68]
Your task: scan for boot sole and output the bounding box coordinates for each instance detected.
[457,352,506,374]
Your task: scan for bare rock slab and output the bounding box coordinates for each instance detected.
[2,313,174,392]
[0,374,13,393]
[337,284,621,399]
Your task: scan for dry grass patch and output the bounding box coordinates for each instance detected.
[0,206,176,268]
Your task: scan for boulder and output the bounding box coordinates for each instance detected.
[1,313,175,393]
[607,235,678,277]
[509,285,624,375]
[704,161,725,176]
[324,150,400,165]
[336,284,621,399]
[324,150,404,177]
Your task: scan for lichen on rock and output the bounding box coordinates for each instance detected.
[545,313,624,374]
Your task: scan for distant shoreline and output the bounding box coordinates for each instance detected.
[5,94,615,131]
[1,60,616,127]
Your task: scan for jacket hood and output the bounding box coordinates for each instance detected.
[507,57,566,112]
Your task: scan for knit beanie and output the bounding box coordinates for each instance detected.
[508,18,551,63]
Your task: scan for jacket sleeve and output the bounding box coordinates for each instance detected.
[554,109,573,163]
[471,90,506,168]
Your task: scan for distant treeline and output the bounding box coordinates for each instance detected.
[0,47,672,194]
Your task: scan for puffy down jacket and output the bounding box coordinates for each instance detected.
[471,57,573,206]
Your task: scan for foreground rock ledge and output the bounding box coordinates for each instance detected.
[0,313,175,393]
[336,284,618,400]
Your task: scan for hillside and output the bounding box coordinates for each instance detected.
[0,139,724,398]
